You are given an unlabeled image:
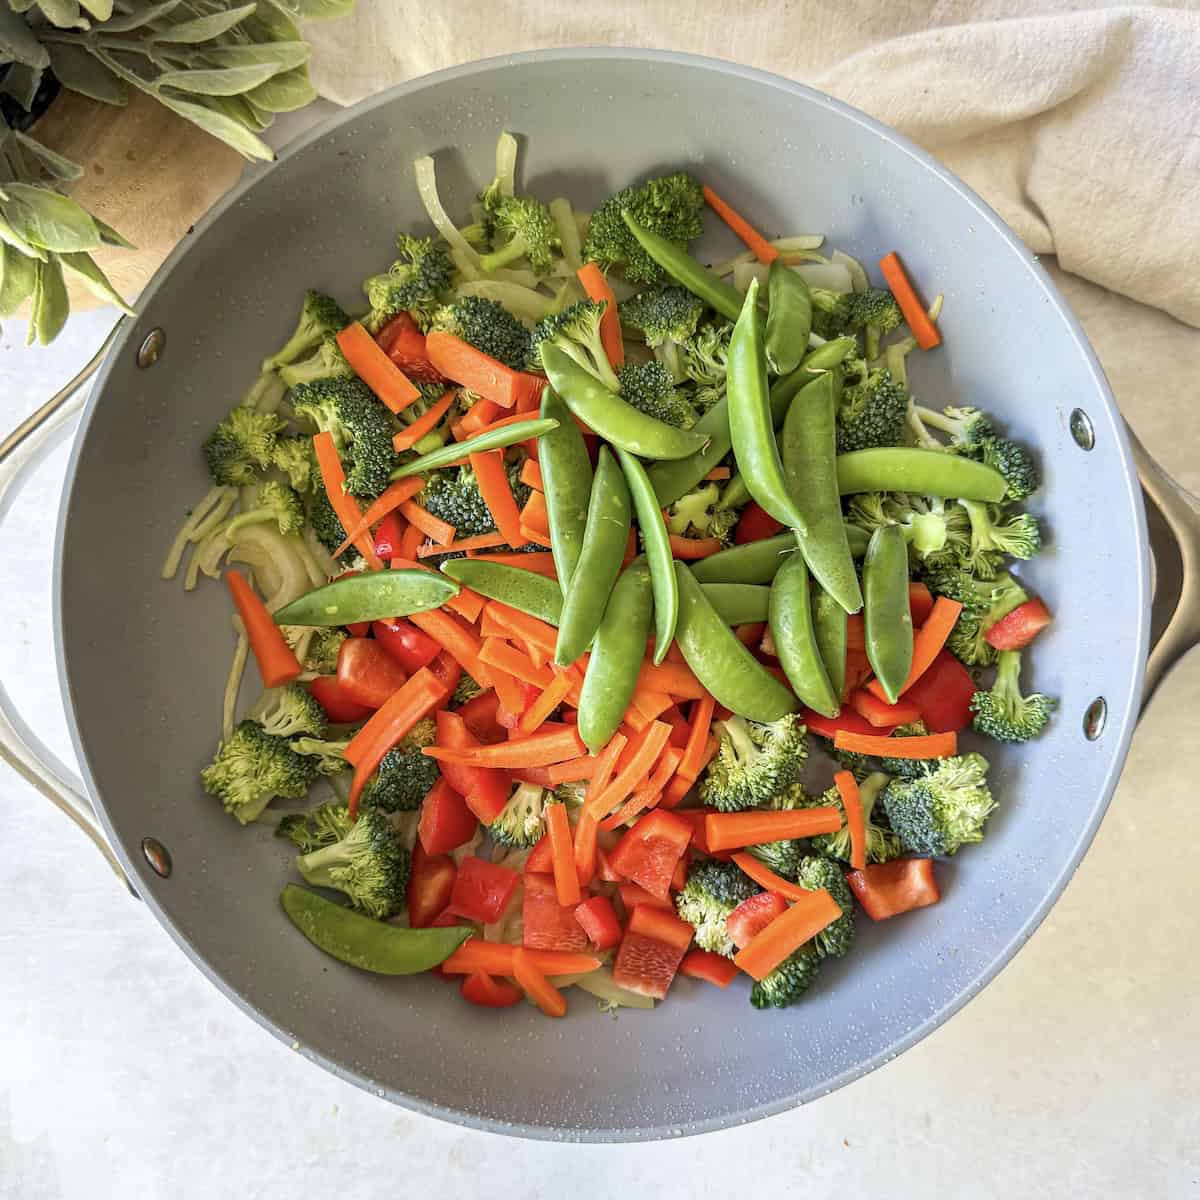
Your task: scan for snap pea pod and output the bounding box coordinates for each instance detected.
[273,569,458,627]
[727,279,808,531]
[440,559,562,625]
[780,370,862,614]
[388,417,558,481]
[862,525,913,703]
[764,258,812,375]
[812,586,848,700]
[699,583,771,626]
[802,335,858,371]
[646,397,732,509]
[837,447,1008,502]
[616,448,677,664]
[577,558,653,753]
[281,884,470,975]
[556,446,632,665]
[769,552,840,718]
[673,562,798,723]
[691,525,869,586]
[541,343,707,461]
[620,211,744,321]
[538,387,593,586]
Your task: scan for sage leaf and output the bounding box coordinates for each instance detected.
[8,0,38,13]
[78,0,113,17]
[149,3,256,43]
[59,249,136,315]
[0,183,101,252]
[156,61,283,96]
[155,92,274,160]
[201,41,310,72]
[0,242,38,317]
[0,5,50,69]
[47,42,128,105]
[246,1,301,39]
[200,92,272,132]
[99,0,180,32]
[35,0,84,28]
[291,0,355,17]
[31,255,69,346]
[13,130,84,181]
[0,210,46,260]
[0,63,42,110]
[95,216,135,249]
[243,63,315,113]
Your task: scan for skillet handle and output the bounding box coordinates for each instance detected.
[0,322,134,894]
[1127,422,1200,713]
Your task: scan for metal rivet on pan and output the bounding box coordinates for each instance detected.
[1083,697,1107,741]
[1069,409,1094,451]
[136,328,165,368]
[141,837,172,877]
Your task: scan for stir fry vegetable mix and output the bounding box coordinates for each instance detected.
[167,134,1056,1015]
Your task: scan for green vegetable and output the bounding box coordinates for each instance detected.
[278,335,351,389]
[203,405,285,487]
[276,800,353,855]
[225,480,305,538]
[480,194,560,275]
[420,459,531,540]
[273,435,316,494]
[665,482,738,548]
[848,492,973,570]
[256,683,327,740]
[428,295,531,370]
[750,945,820,1009]
[621,285,706,362]
[746,783,809,878]
[388,418,559,482]
[700,583,771,626]
[295,807,410,919]
[441,559,563,625]
[836,447,1008,502]
[698,713,807,812]
[645,397,732,509]
[359,718,439,812]
[960,500,1041,573]
[273,569,459,627]
[363,234,455,331]
[302,627,349,674]
[806,773,902,864]
[675,859,761,957]
[969,650,1055,742]
[877,722,934,779]
[769,553,840,718]
[678,322,732,410]
[538,387,594,588]
[200,719,317,825]
[882,752,996,856]
[862,525,914,703]
[488,781,549,848]
[835,363,909,454]
[926,564,1028,667]
[616,361,699,429]
[764,259,812,375]
[616,449,678,663]
[690,532,796,584]
[263,289,350,370]
[796,856,855,958]
[530,299,620,391]
[812,586,848,701]
[618,210,742,316]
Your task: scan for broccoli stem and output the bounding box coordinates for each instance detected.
[480,236,529,274]
[224,508,277,538]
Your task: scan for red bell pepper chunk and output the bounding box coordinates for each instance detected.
[669,807,730,858]
[308,675,374,725]
[678,948,739,988]
[373,511,406,561]
[802,706,897,740]
[456,690,507,744]
[725,890,788,949]
[417,779,479,856]
[375,311,444,383]
[595,846,623,883]
[903,649,977,733]
[524,835,553,875]
[574,895,622,951]
[608,809,693,900]
[670,856,688,893]
[735,501,784,544]
[447,855,520,924]
[434,709,512,823]
[848,688,922,728]
[522,872,590,952]
[460,971,523,1008]
[611,905,692,1000]
[618,881,674,912]
[336,637,408,709]
[984,597,1052,650]
[846,857,940,920]
[407,841,458,927]
[372,617,440,674]
[428,649,463,702]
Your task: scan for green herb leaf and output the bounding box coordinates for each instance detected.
[201,40,311,72]
[98,0,180,32]
[245,1,301,39]
[95,216,134,249]
[8,0,39,13]
[31,255,69,345]
[34,0,84,28]
[47,42,129,105]
[13,130,84,181]
[78,0,113,17]
[149,3,256,43]
[156,61,284,95]
[0,210,47,260]
[243,63,315,113]
[289,0,355,17]
[0,242,38,317]
[59,249,136,315]
[0,5,50,69]
[155,92,274,160]
[0,62,43,110]
[0,183,101,252]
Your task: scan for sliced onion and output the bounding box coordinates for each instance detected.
[831,249,870,293]
[792,261,854,292]
[494,131,518,199]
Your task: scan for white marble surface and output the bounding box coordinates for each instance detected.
[2,128,1199,1197]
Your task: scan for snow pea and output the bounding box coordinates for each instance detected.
[281,884,470,975]
[769,552,840,718]
[440,559,562,625]
[273,568,458,627]
[577,558,653,753]
[812,586,848,700]
[765,259,812,375]
[620,211,744,321]
[673,562,798,723]
[541,343,706,461]
[780,370,863,614]
[388,417,558,481]
[700,583,771,625]
[691,533,799,585]
[616,448,677,664]
[646,397,732,509]
[862,525,913,703]
[727,279,808,530]
[538,387,593,586]
[837,447,1008,502]
[801,335,857,371]
[555,446,632,665]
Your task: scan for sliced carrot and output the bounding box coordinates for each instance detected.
[442,940,600,977]
[636,659,707,702]
[408,607,490,686]
[332,477,425,558]
[676,693,716,780]
[705,807,842,852]
[660,773,692,809]
[668,534,723,560]
[590,731,629,796]
[512,948,567,1017]
[415,531,508,559]
[701,184,779,264]
[479,638,555,689]
[225,570,301,688]
[729,852,809,902]
[424,726,585,768]
[846,612,865,652]
[703,467,731,481]
[465,551,558,578]
[519,524,552,548]
[520,489,550,536]
[879,251,941,351]
[585,721,671,819]
[545,801,581,907]
[484,602,558,655]
[469,449,524,550]
[575,262,624,368]
[548,726,627,785]
[833,729,957,759]
[398,499,455,547]
[398,521,424,560]
[834,770,866,871]
[425,330,527,408]
[518,668,575,735]
[393,388,457,451]
[335,321,422,414]
[520,459,544,491]
[451,398,503,441]
[866,597,964,701]
[513,372,547,412]
[574,807,599,886]
[599,747,681,831]
[733,889,844,980]
[312,431,384,571]
[488,665,525,718]
[628,687,674,729]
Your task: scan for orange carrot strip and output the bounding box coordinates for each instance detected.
[335,321,421,414]
[312,432,384,571]
[701,184,779,264]
[585,721,671,819]
[469,449,524,550]
[513,372,547,412]
[547,728,625,786]
[392,389,457,451]
[478,638,555,689]
[451,398,503,441]
[677,694,716,779]
[442,940,600,976]
[520,458,544,491]
[660,773,692,809]
[343,665,448,770]
[465,551,558,578]
[835,769,867,871]
[705,808,842,853]
[866,597,964,701]
[573,808,599,886]
[488,664,524,717]
[879,251,941,351]
[425,331,527,408]
[519,525,553,549]
[520,489,550,536]
[398,499,456,547]
[546,801,582,907]
[424,726,586,768]
[225,570,301,688]
[636,659,707,701]
[331,477,425,558]
[599,747,681,831]
[398,521,424,560]
[589,732,629,796]
[669,534,724,560]
[576,262,624,368]
[703,467,731,480]
[484,602,558,655]
[733,889,844,980]
[519,669,574,735]
[415,531,507,558]
[408,607,490,686]
[730,852,809,902]
[833,729,957,759]
[512,948,567,1017]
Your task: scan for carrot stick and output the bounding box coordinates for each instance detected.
[451,398,503,441]
[701,184,779,264]
[485,602,558,655]
[424,726,586,768]
[398,499,456,547]
[833,729,957,759]
[519,525,552,549]
[488,664,525,717]
[636,660,707,701]
[409,607,490,685]
[628,687,674,728]
[548,728,627,785]
[733,889,844,980]
[335,321,422,414]
[512,948,568,1017]
[469,449,524,550]
[677,693,716,779]
[465,551,558,578]
[312,431,384,571]
[669,534,724,560]
[599,747,680,831]
[331,476,424,558]
[519,669,574,735]
[415,531,507,558]
[576,262,624,368]
[441,940,600,977]
[703,467,731,481]
[513,372,547,412]
[866,597,964,701]
[463,410,546,440]
[398,521,424,560]
[545,801,581,907]
[585,721,671,819]
[729,852,809,902]
[588,731,628,796]
[425,331,527,408]
[392,389,457,451]
[705,807,842,852]
[225,570,301,688]
[879,251,941,351]
[478,638,555,689]
[660,773,692,809]
[520,459,544,491]
[520,489,550,536]
[834,770,866,871]
[573,808,599,886]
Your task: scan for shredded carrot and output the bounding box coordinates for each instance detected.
[225,570,301,688]
[575,262,624,368]
[465,551,558,578]
[479,638,555,689]
[573,808,599,886]
[701,184,779,264]
[585,721,671,819]
[520,489,550,536]
[469,449,524,550]
[703,467,731,480]
[729,852,809,902]
[705,807,842,852]
[520,459,544,491]
[733,889,844,980]
[425,330,531,408]
[393,388,457,452]
[398,499,455,547]
[335,321,421,414]
[669,534,724,560]
[833,770,867,871]
[332,477,424,558]
[512,948,567,1017]
[879,251,941,351]
[311,432,384,571]
[867,597,964,701]
[676,693,716,779]
[408,607,490,686]
[518,668,574,735]
[398,521,423,560]
[834,729,957,759]
[424,725,585,768]
[636,659,707,701]
[545,801,581,907]
[589,732,629,796]
[442,940,600,977]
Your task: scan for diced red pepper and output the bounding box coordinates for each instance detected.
[574,895,622,950]
[308,675,374,725]
[460,971,523,1008]
[984,598,1052,650]
[846,857,940,920]
[456,690,507,744]
[522,872,589,952]
[417,778,479,855]
[336,637,408,709]
[447,855,520,924]
[678,948,739,988]
[725,890,788,949]
[372,617,440,674]
[524,835,553,875]
[373,512,406,561]
[434,709,512,823]
[903,649,977,733]
[802,706,897,740]
[608,809,693,900]
[735,501,783,544]
[595,846,623,883]
[407,841,457,927]
[848,688,922,728]
[376,311,444,383]
[669,807,730,858]
[611,905,692,1000]
[670,856,688,892]
[618,881,674,912]
[428,650,463,702]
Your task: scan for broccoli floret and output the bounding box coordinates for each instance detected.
[290,736,351,775]
[666,482,739,546]
[845,287,903,358]
[359,721,440,813]
[554,780,588,809]
[273,435,316,494]
[583,171,705,285]
[883,752,995,856]
[699,714,807,812]
[307,488,348,557]
[809,287,854,339]
[200,720,318,825]
[303,628,348,674]
[909,405,1039,502]
[808,773,903,863]
[675,858,762,957]
[418,460,531,540]
[263,289,350,370]
[678,322,732,411]
[278,336,351,389]
[970,650,1054,743]
[850,493,972,568]
[202,405,286,487]
[224,481,305,539]
[621,285,706,349]
[959,500,1040,575]
[926,565,1029,668]
[877,722,935,779]
[429,296,531,371]
[835,365,909,453]
[746,837,803,879]
[451,673,484,706]
[617,360,699,429]
[530,299,619,390]
[488,781,549,848]
[291,376,399,499]
[256,683,328,740]
[911,404,996,452]
[750,945,821,1009]
[295,807,411,918]
[828,747,874,780]
[795,856,855,958]
[479,195,561,275]
[363,234,455,332]
[276,799,353,853]
[980,437,1040,501]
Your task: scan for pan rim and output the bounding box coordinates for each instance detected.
[52,45,1150,1142]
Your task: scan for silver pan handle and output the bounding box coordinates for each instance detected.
[0,321,134,894]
